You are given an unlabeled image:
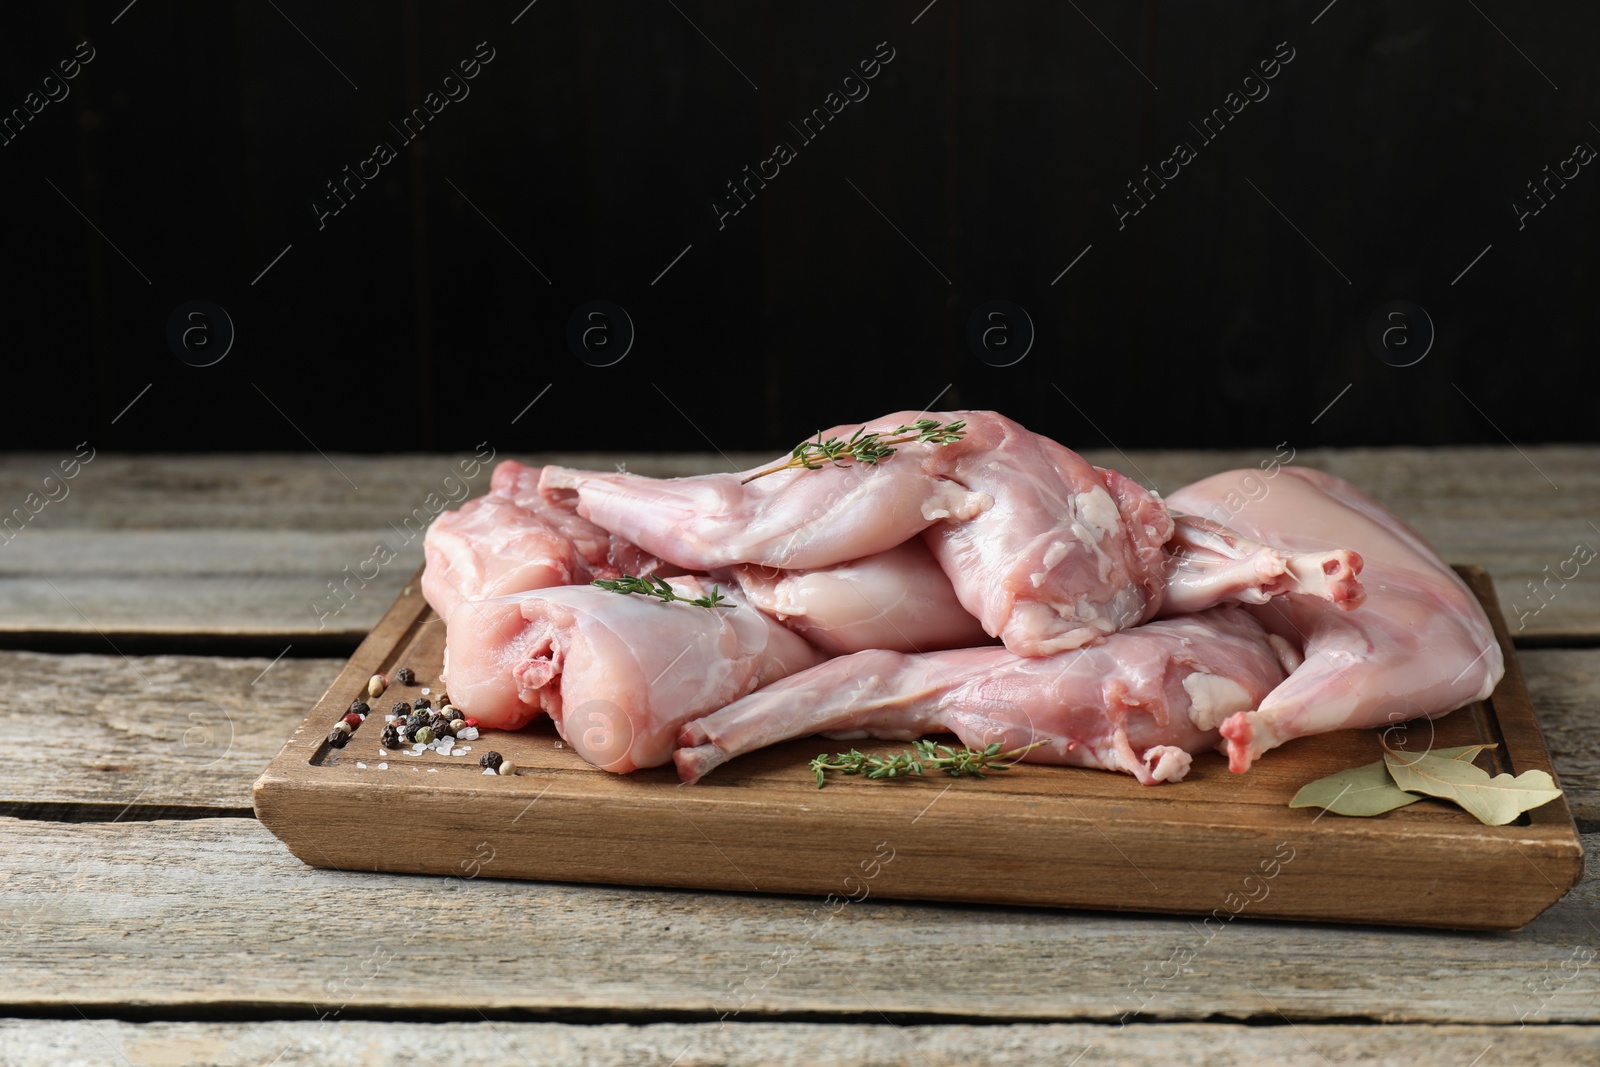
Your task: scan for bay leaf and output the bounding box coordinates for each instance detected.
[1290,744,1498,817]
[1382,749,1563,826]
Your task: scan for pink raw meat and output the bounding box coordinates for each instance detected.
[442,577,823,773]
[1166,467,1504,773]
[732,539,994,656]
[1158,514,1366,616]
[675,606,1295,786]
[538,411,992,572]
[422,460,666,619]
[920,412,1174,654]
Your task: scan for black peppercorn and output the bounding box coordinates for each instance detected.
[327,728,350,748]
[348,699,370,716]
[391,701,411,717]
[479,751,504,772]
[407,710,431,734]
[412,697,431,710]
[381,724,400,748]
[395,666,416,686]
[429,712,452,733]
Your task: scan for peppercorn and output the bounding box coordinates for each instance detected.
[414,726,435,745]
[412,697,431,710]
[381,724,400,748]
[464,718,479,728]
[407,710,430,733]
[348,699,370,716]
[429,711,451,732]
[478,751,504,772]
[341,712,364,730]
[392,701,411,716]
[497,760,516,776]
[395,666,416,686]
[327,727,350,748]
[449,719,466,734]
[367,672,388,698]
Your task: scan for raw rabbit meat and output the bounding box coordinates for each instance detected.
[1158,514,1366,616]
[544,410,1179,656]
[731,539,994,656]
[538,412,992,572]
[442,577,823,772]
[422,460,665,619]
[917,412,1175,655]
[675,606,1295,786]
[1166,468,1504,773]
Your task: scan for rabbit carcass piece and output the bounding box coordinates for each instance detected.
[1166,468,1504,773]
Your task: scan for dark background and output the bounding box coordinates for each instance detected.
[2,1,1594,456]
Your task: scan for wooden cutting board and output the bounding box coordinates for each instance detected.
[253,566,1583,931]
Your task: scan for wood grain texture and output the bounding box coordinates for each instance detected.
[1523,648,1600,830]
[1,816,1596,1022]
[4,647,1597,828]
[0,650,342,814]
[1,1020,1593,1067]
[3,449,1597,641]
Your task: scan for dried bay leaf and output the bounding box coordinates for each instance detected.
[1382,749,1563,826]
[1290,744,1498,817]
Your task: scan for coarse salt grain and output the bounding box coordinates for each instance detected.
[456,726,480,741]
[378,749,388,757]
[356,762,367,769]
[428,768,438,773]
[377,762,388,769]
[421,687,431,695]
[482,767,497,775]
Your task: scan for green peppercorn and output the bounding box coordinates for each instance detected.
[414,727,434,745]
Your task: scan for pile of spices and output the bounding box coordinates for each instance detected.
[326,670,480,759]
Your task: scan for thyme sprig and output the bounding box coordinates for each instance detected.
[809,738,1047,788]
[592,574,728,608]
[741,419,967,484]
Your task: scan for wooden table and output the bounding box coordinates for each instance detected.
[2,448,1596,1066]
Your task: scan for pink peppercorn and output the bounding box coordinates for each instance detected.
[342,712,364,729]
[464,718,479,728]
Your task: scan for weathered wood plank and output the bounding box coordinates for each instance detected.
[2,449,1597,641]
[1,818,1595,1022]
[1523,648,1600,829]
[4,648,1597,827]
[0,651,341,814]
[1,1020,1594,1067]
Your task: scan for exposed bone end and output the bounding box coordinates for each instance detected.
[674,743,729,784]
[1218,711,1270,774]
[1284,549,1366,610]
